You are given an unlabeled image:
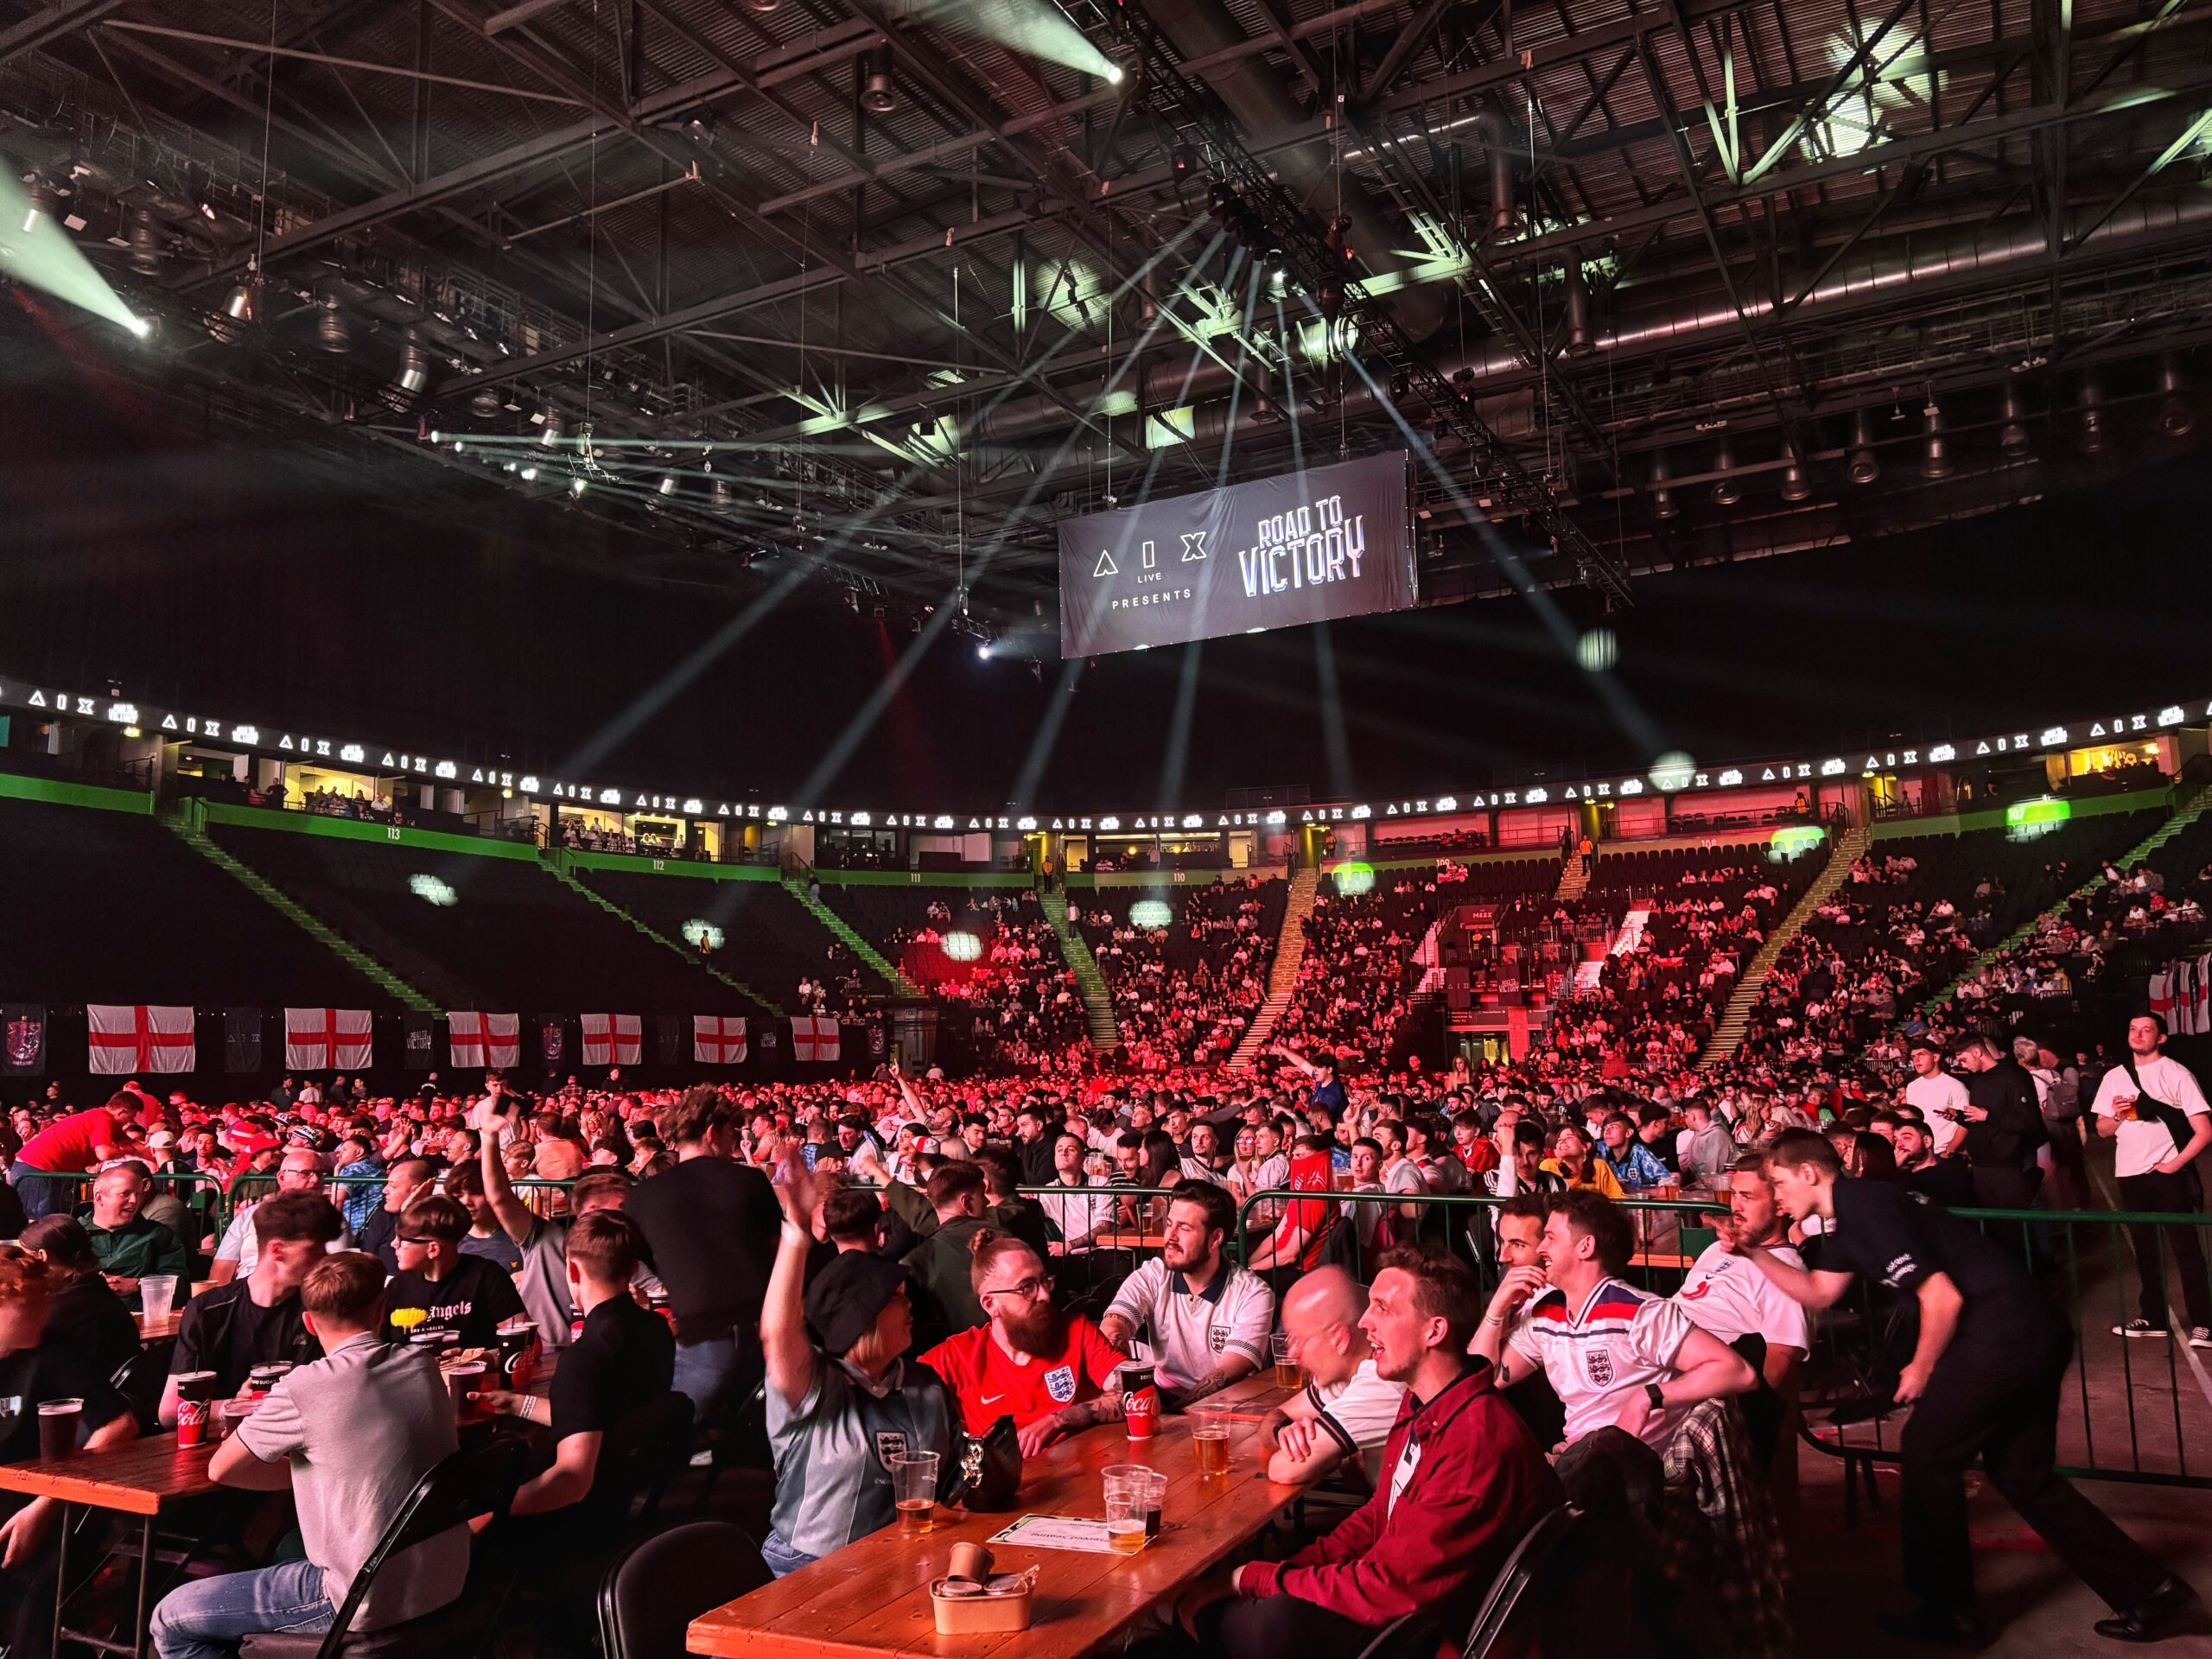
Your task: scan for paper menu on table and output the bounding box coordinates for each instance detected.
[985,1514,1122,1554]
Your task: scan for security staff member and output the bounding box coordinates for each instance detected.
[1725,1129,2195,1646]
[1946,1033,2045,1210]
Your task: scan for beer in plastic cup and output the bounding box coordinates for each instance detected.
[1271,1332,1304,1391]
[37,1399,82,1461]
[447,1362,487,1421]
[891,1451,938,1536]
[1105,1485,1148,1554]
[139,1275,178,1326]
[1192,1405,1231,1478]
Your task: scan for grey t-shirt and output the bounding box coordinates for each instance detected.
[236,1333,467,1630]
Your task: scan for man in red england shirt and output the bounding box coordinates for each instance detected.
[12,1094,142,1219]
[920,1234,1126,1456]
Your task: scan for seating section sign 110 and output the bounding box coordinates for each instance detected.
[1057,451,1414,658]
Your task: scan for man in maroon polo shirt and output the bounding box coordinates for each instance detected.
[1197,1245,1561,1657]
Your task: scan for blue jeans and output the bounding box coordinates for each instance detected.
[760,1529,817,1580]
[9,1164,76,1223]
[151,1560,334,1659]
[671,1332,758,1426]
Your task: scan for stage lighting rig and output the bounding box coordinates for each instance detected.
[1066,0,1630,606]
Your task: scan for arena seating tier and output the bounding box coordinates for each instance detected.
[1072,877,1287,1067]
[0,796,385,1006]
[207,820,741,1011]
[573,867,877,1013]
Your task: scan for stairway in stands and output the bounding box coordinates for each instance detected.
[1699,823,1871,1066]
[779,874,921,997]
[1229,863,1323,1068]
[165,806,437,1011]
[543,858,779,1013]
[1919,777,2212,1014]
[1554,847,1591,901]
[1039,887,1121,1050]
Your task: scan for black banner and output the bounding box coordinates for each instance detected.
[539,1018,566,1067]
[0,1005,44,1076]
[225,1007,263,1073]
[403,1011,436,1071]
[655,1014,684,1068]
[1058,451,1414,657]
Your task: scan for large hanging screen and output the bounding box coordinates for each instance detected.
[1057,451,1414,658]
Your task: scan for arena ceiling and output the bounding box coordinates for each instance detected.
[5,0,2212,641]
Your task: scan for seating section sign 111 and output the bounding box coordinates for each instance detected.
[1057,451,1414,658]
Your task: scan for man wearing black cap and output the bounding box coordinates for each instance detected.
[760,1169,954,1580]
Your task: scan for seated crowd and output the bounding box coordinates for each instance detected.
[0,1002,2202,1659]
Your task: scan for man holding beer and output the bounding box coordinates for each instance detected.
[2092,1014,2212,1346]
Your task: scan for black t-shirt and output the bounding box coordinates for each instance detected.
[1821,1177,2060,1368]
[384,1255,526,1348]
[48,1274,140,1382]
[550,1295,676,1445]
[170,1283,317,1395]
[0,1336,129,1506]
[625,1157,778,1343]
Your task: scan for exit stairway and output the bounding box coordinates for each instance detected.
[781,874,921,997]
[543,857,779,1014]
[1039,887,1121,1050]
[1698,823,1871,1066]
[1229,863,1323,1068]
[165,804,437,1012]
[1554,848,1591,902]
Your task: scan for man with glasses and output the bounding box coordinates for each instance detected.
[207,1149,352,1286]
[380,1196,524,1348]
[920,1234,1127,1457]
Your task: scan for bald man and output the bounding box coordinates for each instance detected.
[1260,1266,1408,1484]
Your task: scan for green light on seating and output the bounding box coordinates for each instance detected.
[1332,861,1376,896]
[1129,899,1172,929]
[1767,826,1825,863]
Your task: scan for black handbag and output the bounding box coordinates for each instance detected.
[944,1414,1023,1512]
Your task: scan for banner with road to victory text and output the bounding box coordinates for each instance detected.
[1057,451,1414,658]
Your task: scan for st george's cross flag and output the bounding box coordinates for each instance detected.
[448,1012,520,1070]
[791,1014,841,1063]
[285,1008,372,1071]
[581,1014,642,1067]
[693,1015,747,1065]
[87,1005,196,1075]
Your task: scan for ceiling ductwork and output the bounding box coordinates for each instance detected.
[1138,0,1447,341]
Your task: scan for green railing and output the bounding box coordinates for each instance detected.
[1023,1181,2212,1492]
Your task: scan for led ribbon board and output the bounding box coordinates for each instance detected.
[1057,452,1414,658]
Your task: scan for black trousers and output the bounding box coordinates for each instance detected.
[1899,1331,2167,1617]
[2115,1169,2212,1331]
[1208,1591,1374,1659]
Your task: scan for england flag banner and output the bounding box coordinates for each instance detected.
[1058,451,1414,657]
[582,1014,642,1067]
[285,1008,372,1071]
[693,1014,747,1065]
[448,1012,520,1070]
[791,1014,841,1063]
[87,1004,196,1075]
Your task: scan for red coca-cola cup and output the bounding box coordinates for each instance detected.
[174,1370,218,1448]
[1122,1363,1159,1441]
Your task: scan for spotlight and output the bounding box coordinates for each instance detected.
[976,642,992,661]
[569,476,587,496]
[2078,378,2106,454]
[1648,453,1679,520]
[1778,460,1812,502]
[390,338,430,404]
[519,465,539,481]
[1999,384,2032,458]
[861,54,897,114]
[1919,399,1953,480]
[657,472,679,497]
[709,479,734,515]
[540,410,565,446]
[469,387,503,417]
[2158,358,2194,437]
[315,296,349,353]
[209,281,257,343]
[1172,143,1199,181]
[1846,410,1879,485]
[127,207,162,275]
[1105,64,1125,85]
[1708,438,1740,506]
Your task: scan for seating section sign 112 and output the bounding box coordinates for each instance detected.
[1057,451,1414,658]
